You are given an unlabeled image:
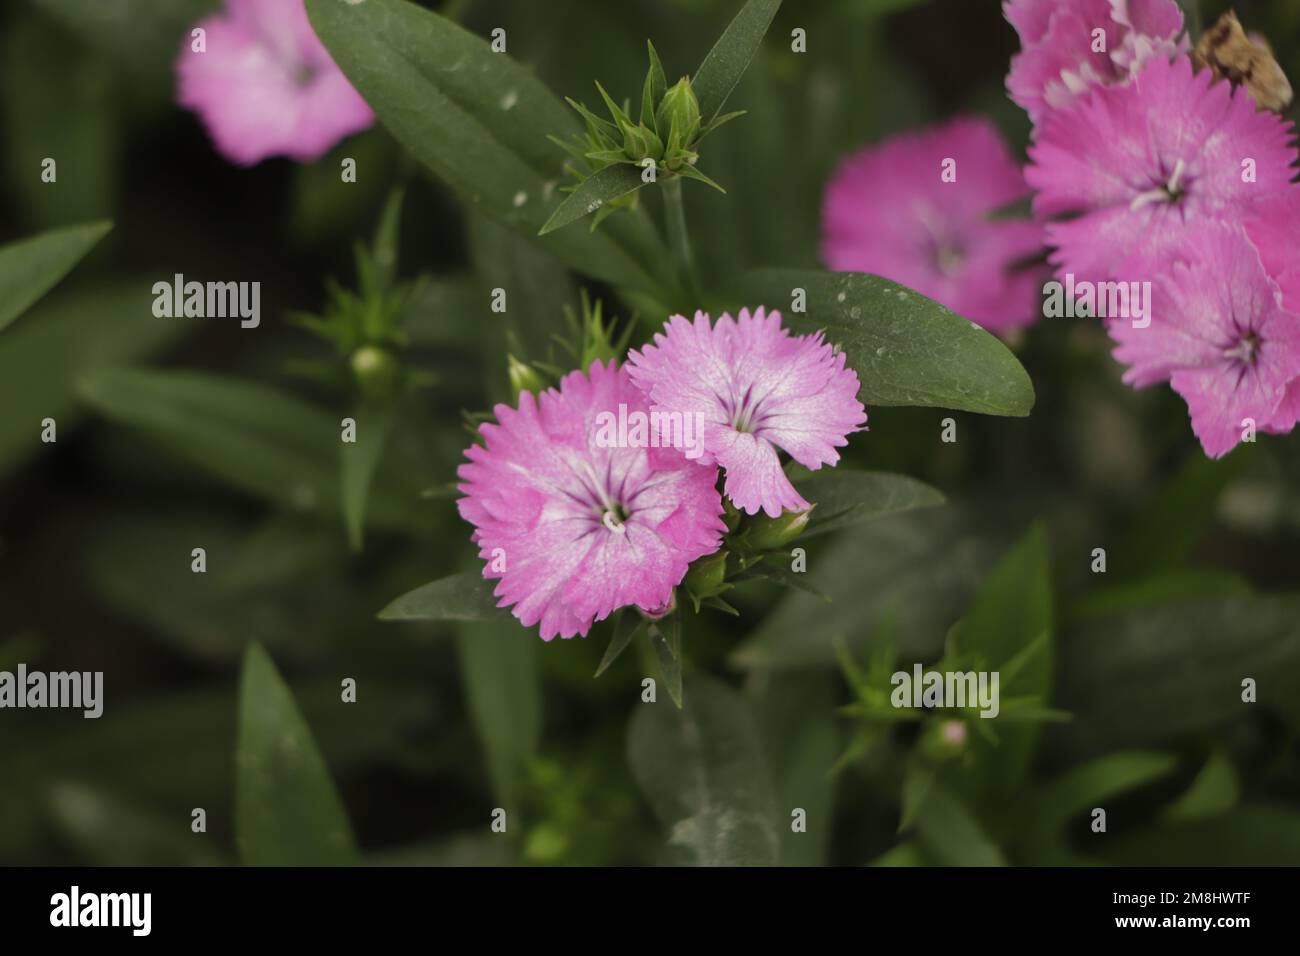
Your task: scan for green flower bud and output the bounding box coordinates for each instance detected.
[744,506,813,550]
[351,345,401,401]
[507,353,548,398]
[920,718,969,761]
[683,550,728,602]
[656,77,701,149]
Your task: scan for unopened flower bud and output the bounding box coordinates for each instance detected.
[507,354,547,398]
[351,345,401,401]
[683,550,728,601]
[744,506,812,550]
[656,77,701,148]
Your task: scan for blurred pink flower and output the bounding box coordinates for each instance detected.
[1110,223,1300,458]
[458,360,725,641]
[1005,0,1186,121]
[1027,56,1298,284]
[820,117,1045,334]
[625,308,866,518]
[176,0,373,166]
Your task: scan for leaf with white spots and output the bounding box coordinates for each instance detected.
[731,269,1036,416]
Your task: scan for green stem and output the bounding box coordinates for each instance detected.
[662,176,697,295]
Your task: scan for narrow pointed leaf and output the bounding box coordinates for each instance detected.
[236,643,358,866]
[539,163,647,234]
[0,220,111,332]
[341,402,397,551]
[457,620,541,810]
[595,613,647,677]
[378,571,507,623]
[692,0,783,123]
[675,163,727,193]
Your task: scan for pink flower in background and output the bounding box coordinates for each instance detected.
[458,361,725,641]
[1110,224,1300,458]
[176,0,373,166]
[1027,56,1298,283]
[820,117,1045,334]
[625,308,867,519]
[1005,0,1186,121]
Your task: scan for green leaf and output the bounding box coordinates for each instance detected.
[731,269,1035,416]
[649,616,684,708]
[1162,748,1240,823]
[627,676,781,865]
[641,40,668,130]
[305,0,673,298]
[1056,595,1300,757]
[793,468,945,538]
[379,571,507,623]
[370,187,405,294]
[951,522,1053,791]
[692,0,784,124]
[539,163,647,235]
[341,403,397,551]
[905,769,1006,866]
[1034,751,1179,830]
[750,672,840,866]
[595,613,647,677]
[78,368,428,534]
[0,221,111,333]
[235,643,358,866]
[457,620,541,811]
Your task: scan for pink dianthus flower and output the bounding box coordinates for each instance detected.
[457,360,726,641]
[1027,56,1298,284]
[1005,0,1187,122]
[820,117,1045,334]
[625,308,867,519]
[176,0,374,166]
[1110,223,1300,458]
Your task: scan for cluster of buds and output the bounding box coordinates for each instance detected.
[289,192,426,404]
[680,500,815,613]
[550,40,743,224]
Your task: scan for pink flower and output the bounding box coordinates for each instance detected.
[820,117,1045,334]
[1245,188,1300,314]
[1005,0,1187,122]
[457,360,725,641]
[1110,223,1300,458]
[1027,56,1299,284]
[625,308,867,519]
[176,0,373,166]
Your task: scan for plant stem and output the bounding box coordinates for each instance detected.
[662,176,697,295]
